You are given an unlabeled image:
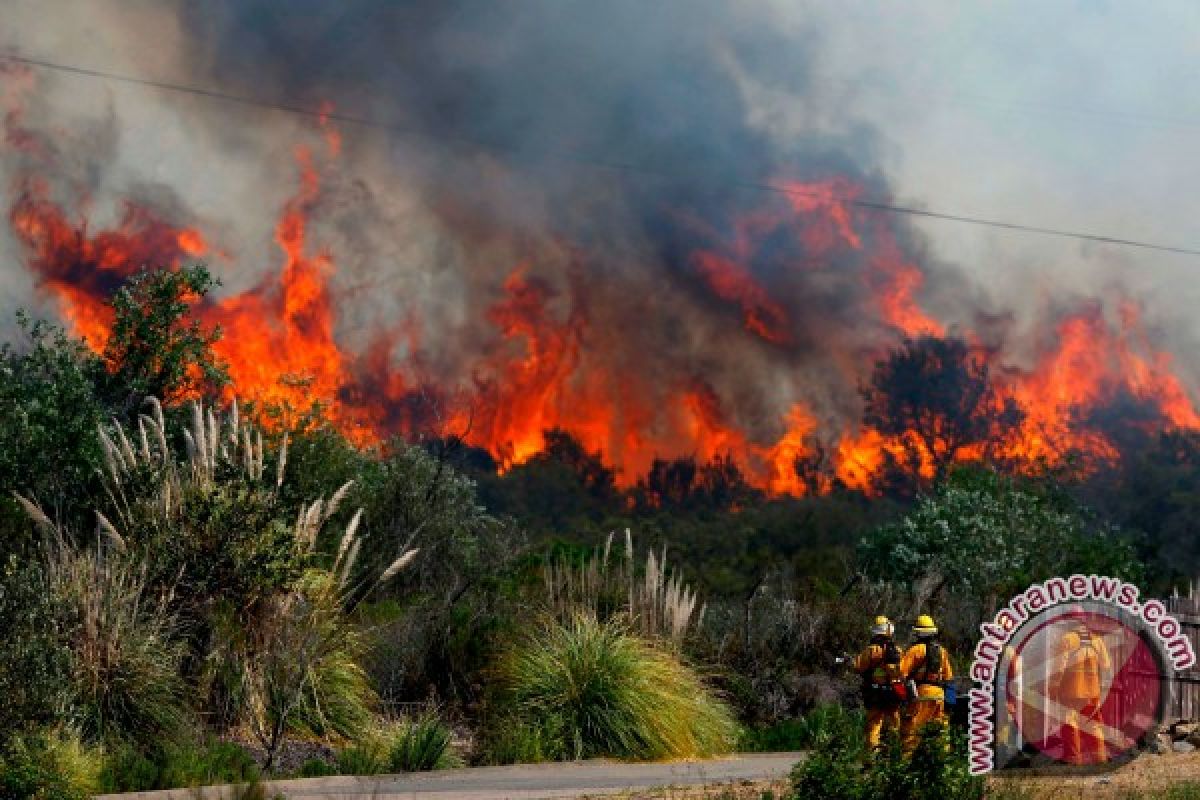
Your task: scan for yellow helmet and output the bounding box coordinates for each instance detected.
[914,614,938,636]
[871,615,894,637]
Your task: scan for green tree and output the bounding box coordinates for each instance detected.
[858,468,1141,615]
[0,314,107,543]
[101,265,228,411]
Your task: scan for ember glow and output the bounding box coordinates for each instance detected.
[4,65,1199,497]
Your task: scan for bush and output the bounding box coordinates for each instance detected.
[298,758,338,778]
[98,738,258,792]
[789,719,983,800]
[788,706,866,800]
[389,712,459,772]
[0,556,69,742]
[740,704,864,752]
[0,315,107,548]
[0,729,103,800]
[487,614,737,762]
[477,719,559,766]
[333,714,460,775]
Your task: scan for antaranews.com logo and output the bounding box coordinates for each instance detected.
[968,574,1197,775]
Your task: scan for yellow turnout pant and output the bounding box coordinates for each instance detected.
[901,697,945,753]
[865,706,901,749]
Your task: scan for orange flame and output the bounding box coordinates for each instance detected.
[6,86,1200,498]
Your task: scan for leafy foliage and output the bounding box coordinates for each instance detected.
[739,704,864,753]
[100,265,228,409]
[0,315,107,545]
[789,720,983,800]
[0,556,69,742]
[858,468,1142,612]
[98,738,258,793]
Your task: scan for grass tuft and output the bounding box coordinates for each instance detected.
[488,613,737,762]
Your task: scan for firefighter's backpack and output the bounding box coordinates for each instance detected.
[863,642,905,707]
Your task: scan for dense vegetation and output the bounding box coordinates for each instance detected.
[0,264,1185,797]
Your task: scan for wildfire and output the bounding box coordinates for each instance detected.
[5,76,1200,498]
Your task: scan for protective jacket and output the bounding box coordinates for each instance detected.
[901,640,953,701]
[855,637,905,709]
[1055,629,1111,701]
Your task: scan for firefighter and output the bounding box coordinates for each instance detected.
[996,643,1024,765]
[900,614,953,754]
[1052,616,1112,765]
[853,615,905,749]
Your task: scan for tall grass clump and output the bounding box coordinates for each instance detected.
[489,613,736,762]
[333,713,459,774]
[42,541,188,745]
[0,728,104,800]
[543,529,703,647]
[17,398,419,770]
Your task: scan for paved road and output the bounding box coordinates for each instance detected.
[97,753,803,800]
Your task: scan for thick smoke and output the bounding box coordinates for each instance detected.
[167,2,975,425]
[1,1,1192,485]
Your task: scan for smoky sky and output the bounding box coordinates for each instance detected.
[182,1,827,179]
[163,1,957,402]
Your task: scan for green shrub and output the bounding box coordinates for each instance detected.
[389,712,459,772]
[739,705,864,752]
[903,724,982,800]
[477,718,561,766]
[488,614,737,762]
[0,556,69,742]
[333,714,460,776]
[298,758,338,778]
[789,719,983,800]
[155,740,258,791]
[334,734,390,776]
[98,738,258,792]
[0,729,103,800]
[788,706,865,800]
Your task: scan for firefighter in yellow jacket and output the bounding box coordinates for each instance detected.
[853,615,904,749]
[1052,618,1112,765]
[900,614,953,753]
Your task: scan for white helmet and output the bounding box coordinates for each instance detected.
[871,615,895,637]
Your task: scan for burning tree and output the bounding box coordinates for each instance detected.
[100,265,229,413]
[860,335,1023,488]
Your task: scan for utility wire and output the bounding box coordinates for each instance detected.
[4,50,1200,258]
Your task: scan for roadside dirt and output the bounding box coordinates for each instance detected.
[989,749,1200,798]
[582,780,788,799]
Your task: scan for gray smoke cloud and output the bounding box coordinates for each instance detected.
[1,1,1195,471]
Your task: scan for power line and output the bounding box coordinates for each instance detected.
[4,50,1200,258]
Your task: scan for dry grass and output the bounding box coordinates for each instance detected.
[583,780,789,799]
[986,750,1200,798]
[43,539,188,743]
[544,529,703,646]
[491,613,738,762]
